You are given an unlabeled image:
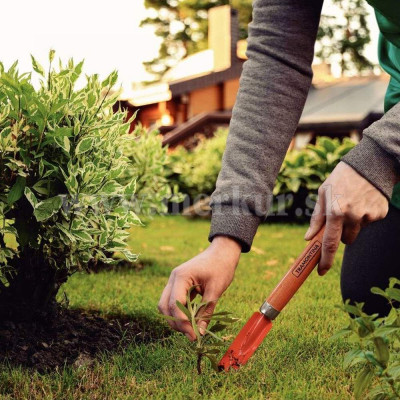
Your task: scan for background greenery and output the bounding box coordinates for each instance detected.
[169,130,356,218]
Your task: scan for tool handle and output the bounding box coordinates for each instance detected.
[266,225,325,313]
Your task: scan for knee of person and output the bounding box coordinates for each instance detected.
[339,203,400,318]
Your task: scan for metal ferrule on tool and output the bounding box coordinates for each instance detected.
[259,301,280,320]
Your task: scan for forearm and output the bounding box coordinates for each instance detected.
[209,0,324,252]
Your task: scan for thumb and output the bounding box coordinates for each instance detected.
[197,287,219,335]
[305,195,325,241]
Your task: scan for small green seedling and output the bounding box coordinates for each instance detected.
[162,285,239,374]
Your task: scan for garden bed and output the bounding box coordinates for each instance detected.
[0,308,158,373]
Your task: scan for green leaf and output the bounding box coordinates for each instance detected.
[204,354,220,372]
[370,287,388,299]
[65,174,78,195]
[124,179,136,197]
[386,288,400,302]
[31,55,45,76]
[204,328,223,342]
[343,349,366,369]
[7,176,26,205]
[209,322,228,334]
[330,327,351,341]
[56,223,76,242]
[203,348,220,355]
[24,187,38,208]
[389,277,400,288]
[373,337,389,365]
[34,196,63,222]
[102,180,122,195]
[387,363,400,379]
[54,135,70,154]
[120,250,138,262]
[71,230,93,243]
[75,137,94,155]
[354,366,374,400]
[176,300,191,320]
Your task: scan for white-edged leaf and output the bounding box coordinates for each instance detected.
[75,137,95,155]
[24,187,38,208]
[54,135,70,154]
[34,196,63,222]
[31,55,45,76]
[71,230,93,243]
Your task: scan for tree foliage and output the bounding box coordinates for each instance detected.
[317,0,373,74]
[140,0,252,80]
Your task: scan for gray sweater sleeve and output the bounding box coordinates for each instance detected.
[208,0,324,252]
[341,102,400,198]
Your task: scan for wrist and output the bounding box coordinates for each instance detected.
[210,235,242,257]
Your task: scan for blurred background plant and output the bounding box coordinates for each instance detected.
[119,123,183,219]
[168,130,356,219]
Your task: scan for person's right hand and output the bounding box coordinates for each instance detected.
[158,236,242,340]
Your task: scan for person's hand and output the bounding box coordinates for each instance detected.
[158,236,241,340]
[305,161,388,276]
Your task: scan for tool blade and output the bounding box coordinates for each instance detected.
[218,311,273,371]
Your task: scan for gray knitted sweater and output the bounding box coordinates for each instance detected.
[208,0,400,252]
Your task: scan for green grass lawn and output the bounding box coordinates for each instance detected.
[0,216,354,400]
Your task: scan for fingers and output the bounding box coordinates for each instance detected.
[318,215,343,275]
[196,286,218,335]
[170,276,197,340]
[158,269,197,341]
[341,221,361,245]
[158,281,174,329]
[305,193,326,241]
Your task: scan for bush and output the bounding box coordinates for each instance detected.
[334,278,400,400]
[271,136,356,218]
[170,130,356,218]
[168,127,227,199]
[119,123,182,218]
[274,136,356,195]
[0,52,140,320]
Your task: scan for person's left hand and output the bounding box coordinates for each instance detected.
[304,161,389,276]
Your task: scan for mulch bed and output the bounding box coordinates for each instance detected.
[0,308,166,373]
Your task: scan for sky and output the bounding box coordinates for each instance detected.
[0,0,161,90]
[0,0,379,90]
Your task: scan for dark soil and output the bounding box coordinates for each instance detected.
[87,258,153,274]
[0,308,168,373]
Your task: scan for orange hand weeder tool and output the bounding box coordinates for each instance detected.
[218,225,325,371]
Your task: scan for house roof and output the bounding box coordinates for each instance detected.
[162,75,389,146]
[162,49,215,83]
[300,76,388,130]
[169,62,244,97]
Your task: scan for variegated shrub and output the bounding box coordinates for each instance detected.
[0,51,139,320]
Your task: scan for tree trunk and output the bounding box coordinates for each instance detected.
[0,248,69,322]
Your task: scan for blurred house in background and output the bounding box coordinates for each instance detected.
[118,5,388,149]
